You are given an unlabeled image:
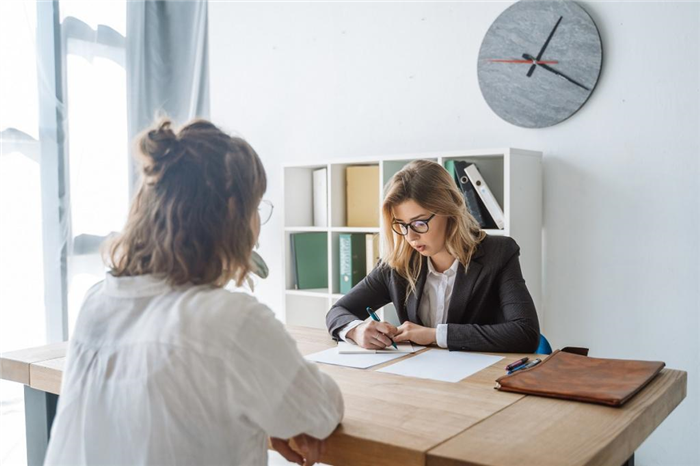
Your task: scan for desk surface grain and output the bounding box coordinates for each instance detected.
[0,326,687,466]
[427,369,687,466]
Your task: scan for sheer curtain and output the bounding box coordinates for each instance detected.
[127,0,210,193]
[61,1,130,338]
[62,0,211,336]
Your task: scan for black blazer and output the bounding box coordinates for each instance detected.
[326,235,540,353]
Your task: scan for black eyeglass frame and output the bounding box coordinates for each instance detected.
[391,213,436,236]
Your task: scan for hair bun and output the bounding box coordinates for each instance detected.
[138,118,184,182]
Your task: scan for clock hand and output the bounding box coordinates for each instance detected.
[522,53,591,91]
[488,59,559,64]
[527,15,563,78]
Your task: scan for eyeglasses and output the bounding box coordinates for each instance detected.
[258,199,274,225]
[391,214,436,236]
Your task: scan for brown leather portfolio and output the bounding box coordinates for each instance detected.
[495,349,665,407]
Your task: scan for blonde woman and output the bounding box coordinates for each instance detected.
[326,160,539,353]
[45,119,343,466]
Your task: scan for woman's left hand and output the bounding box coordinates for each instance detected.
[393,321,437,346]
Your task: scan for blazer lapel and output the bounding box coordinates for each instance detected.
[446,252,484,323]
[406,257,428,325]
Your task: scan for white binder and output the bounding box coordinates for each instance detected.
[312,168,328,227]
[464,164,505,229]
[365,233,379,273]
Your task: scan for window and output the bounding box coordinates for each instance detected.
[61,1,128,333]
[0,1,127,463]
[0,2,44,462]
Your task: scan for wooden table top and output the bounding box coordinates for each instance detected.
[0,326,687,466]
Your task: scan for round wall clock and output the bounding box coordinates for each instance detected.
[477,0,603,128]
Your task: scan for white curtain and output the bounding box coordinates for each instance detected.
[126,0,210,193]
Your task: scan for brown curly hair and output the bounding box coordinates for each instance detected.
[107,117,267,287]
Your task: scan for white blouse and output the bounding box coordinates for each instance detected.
[45,274,344,466]
[339,258,464,348]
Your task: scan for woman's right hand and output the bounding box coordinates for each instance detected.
[347,321,398,349]
[270,434,324,466]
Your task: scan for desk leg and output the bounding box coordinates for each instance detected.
[24,386,59,466]
[621,453,635,466]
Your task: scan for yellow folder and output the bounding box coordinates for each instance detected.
[346,165,379,227]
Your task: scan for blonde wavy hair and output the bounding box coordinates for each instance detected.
[107,117,266,287]
[381,159,486,298]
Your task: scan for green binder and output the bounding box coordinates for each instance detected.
[444,160,458,184]
[339,233,367,294]
[291,233,328,290]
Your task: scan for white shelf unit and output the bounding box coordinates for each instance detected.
[281,148,543,330]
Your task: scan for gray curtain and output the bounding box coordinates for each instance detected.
[126,0,210,194]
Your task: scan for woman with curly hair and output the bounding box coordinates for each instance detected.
[45,118,343,466]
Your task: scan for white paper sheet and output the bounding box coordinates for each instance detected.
[305,347,407,369]
[336,341,418,354]
[377,349,504,383]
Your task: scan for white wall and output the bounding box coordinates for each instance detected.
[209,2,699,464]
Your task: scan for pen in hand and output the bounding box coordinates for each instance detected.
[366,306,398,349]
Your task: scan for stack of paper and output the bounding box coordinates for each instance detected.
[305,342,420,369]
[305,349,406,369]
[336,341,418,354]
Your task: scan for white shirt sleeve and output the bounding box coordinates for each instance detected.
[337,319,364,344]
[230,301,344,440]
[436,324,449,348]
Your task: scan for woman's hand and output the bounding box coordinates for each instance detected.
[393,321,437,346]
[346,320,398,349]
[270,434,324,466]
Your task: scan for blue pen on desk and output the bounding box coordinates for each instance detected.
[505,357,529,372]
[366,306,398,349]
[507,358,541,375]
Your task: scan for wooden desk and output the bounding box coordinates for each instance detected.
[0,326,687,466]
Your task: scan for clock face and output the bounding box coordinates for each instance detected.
[477,0,603,128]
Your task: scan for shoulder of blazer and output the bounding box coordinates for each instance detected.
[472,235,520,266]
[374,261,400,284]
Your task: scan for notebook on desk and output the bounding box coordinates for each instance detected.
[337,341,419,354]
[495,349,665,407]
